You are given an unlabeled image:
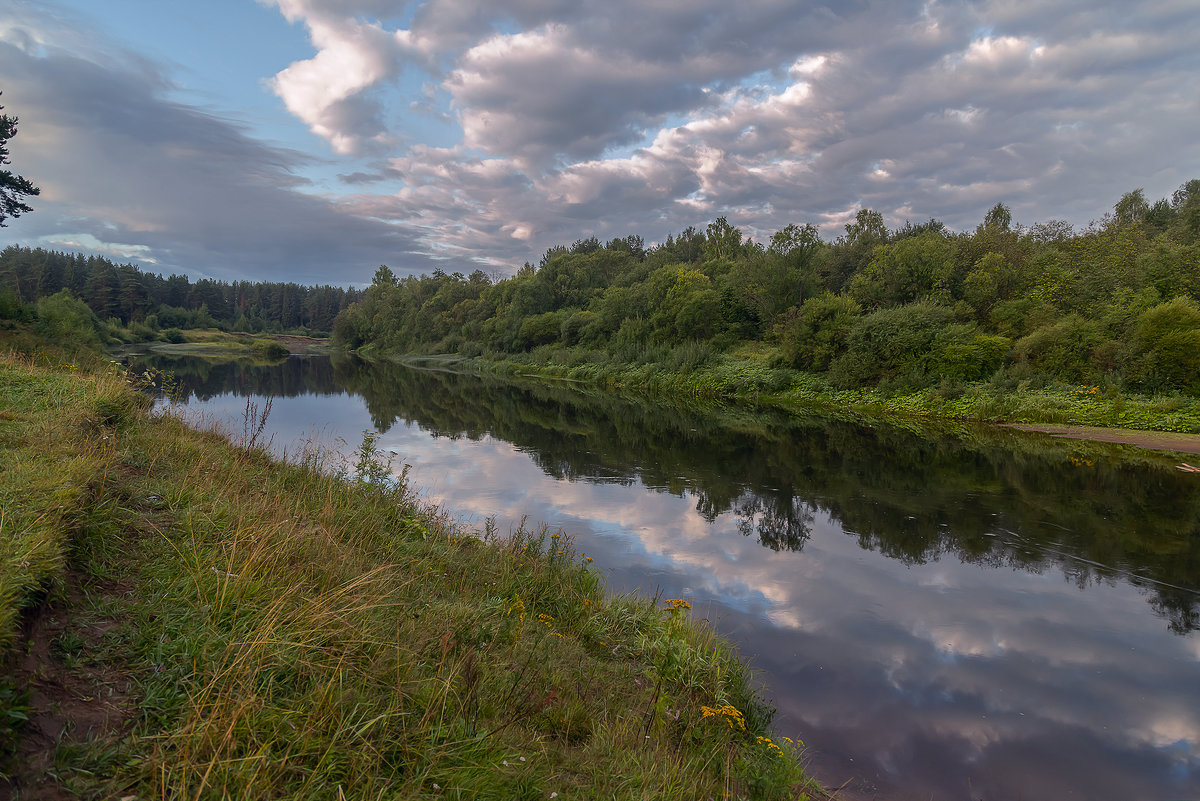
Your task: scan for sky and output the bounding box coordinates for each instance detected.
[0,0,1198,286]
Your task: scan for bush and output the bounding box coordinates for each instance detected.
[35,290,105,349]
[827,301,954,389]
[127,321,159,342]
[931,326,1011,382]
[776,293,860,370]
[516,311,562,350]
[1013,315,1103,383]
[0,289,30,322]
[249,339,289,359]
[1128,296,1200,394]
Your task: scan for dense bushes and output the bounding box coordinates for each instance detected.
[1130,297,1200,393]
[35,290,105,349]
[333,179,1200,399]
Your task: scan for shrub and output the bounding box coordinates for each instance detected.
[516,311,562,350]
[1013,315,1103,383]
[931,326,1011,382]
[827,301,954,389]
[1128,296,1200,394]
[35,290,104,349]
[0,289,30,322]
[249,339,289,359]
[127,321,159,342]
[776,293,860,370]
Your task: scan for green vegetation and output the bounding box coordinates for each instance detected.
[333,182,1200,431]
[0,246,362,336]
[0,91,40,227]
[1,272,322,361]
[0,336,813,799]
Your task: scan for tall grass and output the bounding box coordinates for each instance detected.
[0,346,816,800]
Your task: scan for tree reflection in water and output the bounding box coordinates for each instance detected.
[133,351,1200,635]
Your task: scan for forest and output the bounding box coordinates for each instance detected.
[334,181,1200,399]
[3,180,1198,403]
[0,246,362,338]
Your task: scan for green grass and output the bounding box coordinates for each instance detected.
[397,344,1200,434]
[0,343,816,800]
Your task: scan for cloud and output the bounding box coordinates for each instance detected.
[269,12,407,155]
[5,0,1200,280]
[0,4,434,284]
[447,24,705,165]
[262,0,1200,266]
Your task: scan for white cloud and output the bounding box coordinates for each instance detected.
[269,14,407,154]
[5,0,1200,279]
[0,5,433,283]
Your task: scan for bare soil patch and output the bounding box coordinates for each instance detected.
[0,578,136,801]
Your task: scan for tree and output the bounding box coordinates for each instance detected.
[0,93,39,226]
[372,265,398,287]
[847,231,954,307]
[1112,189,1149,227]
[703,217,743,261]
[769,223,821,258]
[983,202,1013,231]
[840,208,887,247]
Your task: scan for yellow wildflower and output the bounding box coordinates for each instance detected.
[699,704,746,731]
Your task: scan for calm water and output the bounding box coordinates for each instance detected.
[131,352,1200,801]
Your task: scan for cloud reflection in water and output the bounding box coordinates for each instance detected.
[164,358,1198,801]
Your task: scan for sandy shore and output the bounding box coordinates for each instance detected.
[1003,423,1200,456]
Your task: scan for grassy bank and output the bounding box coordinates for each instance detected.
[372,343,1200,434]
[124,328,334,359]
[0,343,814,799]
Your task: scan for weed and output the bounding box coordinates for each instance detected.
[50,630,86,668]
[0,346,813,800]
[238,395,275,453]
[0,680,30,762]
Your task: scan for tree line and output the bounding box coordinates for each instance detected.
[0,246,363,336]
[334,180,1200,397]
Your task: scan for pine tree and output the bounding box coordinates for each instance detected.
[0,92,39,226]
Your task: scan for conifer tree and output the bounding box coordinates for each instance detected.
[0,92,39,227]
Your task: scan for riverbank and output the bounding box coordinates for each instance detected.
[116,327,1200,437]
[119,328,335,359]
[359,344,1200,439]
[0,343,815,799]
[1002,423,1200,456]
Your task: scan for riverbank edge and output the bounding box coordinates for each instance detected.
[348,345,1200,442]
[124,328,1200,438]
[0,344,818,800]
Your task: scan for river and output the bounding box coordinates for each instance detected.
[128,351,1200,801]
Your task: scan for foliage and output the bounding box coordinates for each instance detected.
[330,178,1200,406]
[776,293,859,370]
[0,246,362,334]
[35,289,106,349]
[0,93,39,227]
[1129,296,1200,394]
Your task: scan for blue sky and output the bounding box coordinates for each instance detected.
[1,0,1198,285]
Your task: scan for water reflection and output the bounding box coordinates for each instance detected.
[131,352,1200,800]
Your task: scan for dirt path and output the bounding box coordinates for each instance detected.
[1,589,134,801]
[1003,423,1200,455]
